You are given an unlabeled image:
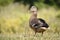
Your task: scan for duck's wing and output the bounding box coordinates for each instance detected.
[38,18,49,28]
[38,18,46,23]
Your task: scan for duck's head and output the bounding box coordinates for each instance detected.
[30,6,38,14]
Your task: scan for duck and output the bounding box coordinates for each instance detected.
[29,6,49,35]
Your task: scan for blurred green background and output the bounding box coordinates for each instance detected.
[0,0,60,40]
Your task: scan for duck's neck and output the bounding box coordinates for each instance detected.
[31,13,37,19]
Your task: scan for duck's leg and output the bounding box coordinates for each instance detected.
[34,30,37,36]
[41,32,43,36]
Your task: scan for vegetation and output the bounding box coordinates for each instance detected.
[0,0,60,40]
[0,0,60,8]
[0,0,14,6]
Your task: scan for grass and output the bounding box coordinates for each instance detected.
[0,3,60,40]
